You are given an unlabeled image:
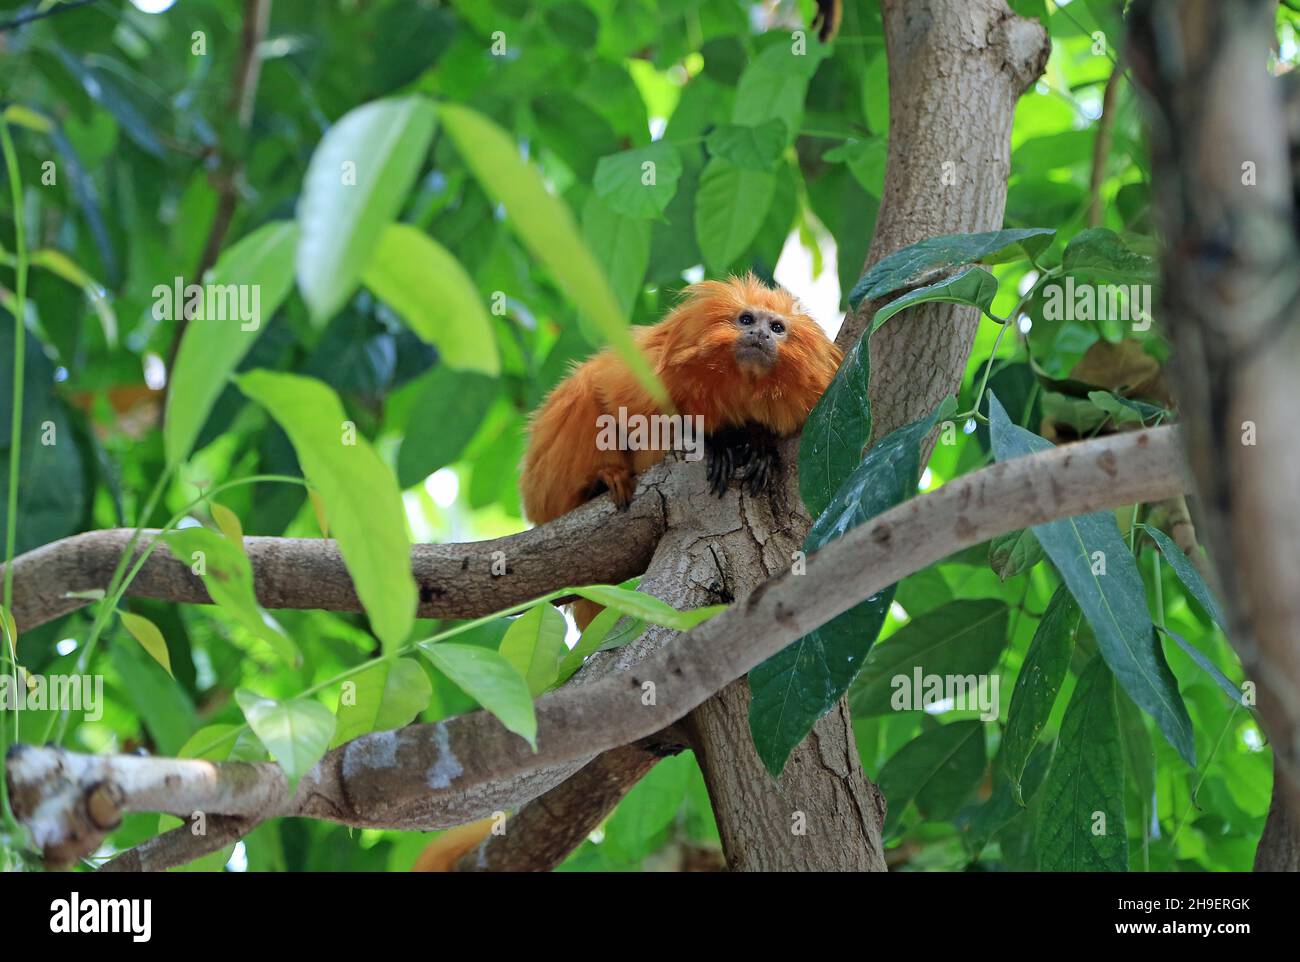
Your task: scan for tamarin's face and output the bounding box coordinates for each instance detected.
[664,274,824,380]
[732,306,789,373]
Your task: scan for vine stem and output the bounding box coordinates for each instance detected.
[0,118,28,838]
[47,472,305,743]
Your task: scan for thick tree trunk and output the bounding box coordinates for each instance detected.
[1128,0,1300,870]
[682,0,1048,871]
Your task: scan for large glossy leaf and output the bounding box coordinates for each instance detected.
[1034,657,1128,871]
[749,400,952,777]
[163,222,300,466]
[439,103,666,404]
[162,525,298,665]
[296,95,437,323]
[332,657,432,747]
[849,228,1055,308]
[867,265,1000,328]
[237,371,417,651]
[877,720,986,832]
[705,120,786,170]
[498,604,568,696]
[798,334,871,518]
[847,599,1009,717]
[417,641,537,748]
[694,156,775,274]
[989,394,1195,765]
[361,223,499,376]
[235,689,336,790]
[1000,585,1081,802]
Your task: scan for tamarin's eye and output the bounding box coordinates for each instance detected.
[738,312,755,326]
[770,321,786,334]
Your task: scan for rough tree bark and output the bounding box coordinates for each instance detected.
[1128,0,1300,872]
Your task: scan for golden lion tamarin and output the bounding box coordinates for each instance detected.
[520,273,842,628]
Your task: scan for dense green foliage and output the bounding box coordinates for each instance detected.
[2,0,1293,872]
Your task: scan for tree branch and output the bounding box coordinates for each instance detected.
[1,461,670,632]
[7,426,1192,866]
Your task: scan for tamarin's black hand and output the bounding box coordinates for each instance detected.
[706,423,781,498]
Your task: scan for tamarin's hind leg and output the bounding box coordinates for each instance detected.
[706,423,780,497]
[592,463,636,510]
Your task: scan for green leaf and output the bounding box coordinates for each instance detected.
[1159,627,1247,709]
[556,606,644,682]
[749,401,952,777]
[989,394,1195,766]
[1000,585,1081,802]
[1034,656,1128,871]
[705,120,786,170]
[109,640,196,756]
[694,156,775,274]
[593,142,683,218]
[237,371,417,651]
[439,103,667,405]
[499,604,569,696]
[822,137,887,196]
[847,599,1009,717]
[604,753,692,860]
[966,743,1053,856]
[849,228,1055,308]
[1116,689,1156,805]
[164,221,300,466]
[119,610,172,676]
[296,95,437,323]
[235,689,337,790]
[731,41,826,145]
[361,223,499,376]
[581,194,651,315]
[396,366,498,488]
[417,642,537,749]
[1087,391,1168,427]
[988,528,1047,580]
[332,657,432,747]
[798,334,871,518]
[868,265,1000,328]
[1138,523,1224,628]
[1062,227,1157,283]
[571,584,724,632]
[209,501,245,550]
[877,720,986,832]
[162,526,299,665]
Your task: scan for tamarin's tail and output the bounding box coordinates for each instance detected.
[571,599,602,633]
[410,818,494,872]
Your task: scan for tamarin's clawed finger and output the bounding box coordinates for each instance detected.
[519,273,841,629]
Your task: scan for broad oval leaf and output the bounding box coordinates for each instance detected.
[119,610,172,676]
[988,527,1047,580]
[694,156,775,274]
[396,366,498,488]
[1062,227,1157,283]
[237,371,417,651]
[438,103,667,405]
[1000,585,1081,802]
[877,720,986,833]
[581,194,651,316]
[235,689,336,790]
[731,41,826,146]
[1034,656,1128,871]
[296,95,437,323]
[593,142,683,218]
[417,641,537,748]
[847,598,1010,718]
[499,604,568,696]
[332,657,433,747]
[164,221,300,466]
[868,265,1000,330]
[162,526,298,665]
[361,223,499,376]
[989,394,1195,765]
[705,120,786,170]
